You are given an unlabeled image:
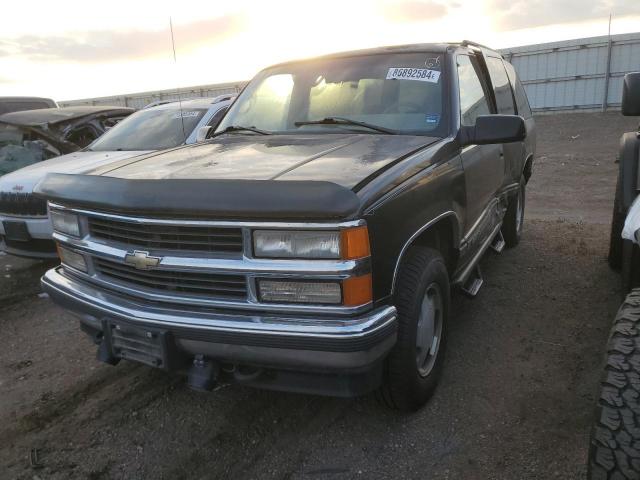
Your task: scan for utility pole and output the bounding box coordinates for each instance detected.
[602,13,613,112]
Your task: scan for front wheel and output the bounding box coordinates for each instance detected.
[502,177,525,248]
[377,247,450,411]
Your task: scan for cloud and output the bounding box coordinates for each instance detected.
[488,0,639,30]
[0,14,244,63]
[383,1,449,23]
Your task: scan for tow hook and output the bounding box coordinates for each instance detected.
[187,354,220,392]
[97,340,120,366]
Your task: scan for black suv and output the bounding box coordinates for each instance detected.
[36,41,536,410]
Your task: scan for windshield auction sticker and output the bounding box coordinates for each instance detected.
[386,68,441,83]
[172,111,200,119]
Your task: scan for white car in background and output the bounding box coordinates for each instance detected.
[0,95,234,259]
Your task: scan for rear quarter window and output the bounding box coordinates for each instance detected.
[503,61,532,119]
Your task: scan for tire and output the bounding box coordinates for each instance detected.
[588,289,640,480]
[377,247,450,411]
[609,172,626,271]
[502,177,525,248]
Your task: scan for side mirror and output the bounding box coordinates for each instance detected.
[196,126,213,143]
[460,115,527,146]
[622,72,640,116]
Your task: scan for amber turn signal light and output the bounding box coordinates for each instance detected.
[342,273,373,306]
[340,226,370,260]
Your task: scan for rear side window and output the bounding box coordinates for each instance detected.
[486,57,515,115]
[456,55,491,126]
[503,61,532,118]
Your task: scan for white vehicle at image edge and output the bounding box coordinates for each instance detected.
[0,95,234,259]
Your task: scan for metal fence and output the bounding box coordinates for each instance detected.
[60,32,640,113]
[500,32,640,112]
[59,81,247,110]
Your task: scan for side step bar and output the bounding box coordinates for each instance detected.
[461,265,483,297]
[491,231,505,253]
[453,223,503,298]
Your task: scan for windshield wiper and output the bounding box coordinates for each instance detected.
[214,125,271,136]
[294,117,397,135]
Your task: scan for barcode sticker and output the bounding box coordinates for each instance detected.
[386,68,441,83]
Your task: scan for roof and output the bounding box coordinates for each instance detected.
[267,41,488,69]
[0,106,134,127]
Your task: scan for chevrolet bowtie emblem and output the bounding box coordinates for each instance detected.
[124,250,161,270]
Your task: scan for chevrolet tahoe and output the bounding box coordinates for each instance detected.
[35,41,535,410]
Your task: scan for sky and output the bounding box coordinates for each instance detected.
[0,0,639,101]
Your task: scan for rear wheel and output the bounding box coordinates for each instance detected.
[609,172,626,271]
[502,177,525,248]
[377,247,450,411]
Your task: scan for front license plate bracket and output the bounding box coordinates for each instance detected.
[102,320,172,370]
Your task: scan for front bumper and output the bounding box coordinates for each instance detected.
[42,267,398,395]
[0,214,57,259]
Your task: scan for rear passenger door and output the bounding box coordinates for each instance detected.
[504,60,536,176]
[484,55,525,187]
[457,53,504,239]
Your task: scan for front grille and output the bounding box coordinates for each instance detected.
[88,217,244,254]
[0,192,47,216]
[94,258,248,299]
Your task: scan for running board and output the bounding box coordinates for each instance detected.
[452,222,502,296]
[491,230,505,253]
[461,265,483,297]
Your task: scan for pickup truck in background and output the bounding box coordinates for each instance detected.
[36,41,535,410]
[0,96,57,115]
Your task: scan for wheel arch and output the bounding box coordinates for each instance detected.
[523,154,534,184]
[390,211,461,294]
[620,131,640,211]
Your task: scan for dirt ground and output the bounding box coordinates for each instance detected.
[1,112,639,480]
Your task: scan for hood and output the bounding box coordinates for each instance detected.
[94,134,440,189]
[0,150,152,194]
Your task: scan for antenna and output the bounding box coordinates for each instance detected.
[169,17,187,142]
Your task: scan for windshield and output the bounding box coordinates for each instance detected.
[89,107,207,151]
[218,52,446,136]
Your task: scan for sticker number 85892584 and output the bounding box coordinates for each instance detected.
[386,68,441,83]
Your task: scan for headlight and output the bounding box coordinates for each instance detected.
[253,230,340,259]
[258,279,342,304]
[57,246,87,272]
[50,210,81,237]
[253,226,370,260]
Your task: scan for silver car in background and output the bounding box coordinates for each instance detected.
[0,95,233,259]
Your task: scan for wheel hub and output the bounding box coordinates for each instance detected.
[415,283,443,377]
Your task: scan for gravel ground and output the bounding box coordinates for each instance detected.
[0,112,638,479]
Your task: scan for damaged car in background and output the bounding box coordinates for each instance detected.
[0,96,233,259]
[0,106,133,176]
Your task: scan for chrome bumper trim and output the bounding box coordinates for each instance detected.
[42,267,396,339]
